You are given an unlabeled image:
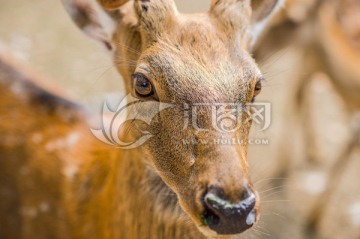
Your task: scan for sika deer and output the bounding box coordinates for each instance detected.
[0,0,282,238]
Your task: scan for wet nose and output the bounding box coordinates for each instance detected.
[201,186,257,235]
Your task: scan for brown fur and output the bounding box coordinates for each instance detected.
[0,0,282,238]
[97,0,128,9]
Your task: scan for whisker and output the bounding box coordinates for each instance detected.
[257,47,291,68]
[261,210,287,220]
[80,64,117,100]
[254,177,288,186]
[114,58,138,65]
[260,190,286,201]
[113,42,142,56]
[252,227,271,237]
[258,185,287,194]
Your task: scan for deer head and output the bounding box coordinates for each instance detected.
[62,0,282,236]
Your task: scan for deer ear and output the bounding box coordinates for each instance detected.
[61,0,120,51]
[250,0,284,46]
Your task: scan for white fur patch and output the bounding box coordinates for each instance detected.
[45,132,80,152]
[63,164,79,180]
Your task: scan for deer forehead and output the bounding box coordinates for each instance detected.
[140,12,249,57]
[137,33,260,102]
[138,62,257,103]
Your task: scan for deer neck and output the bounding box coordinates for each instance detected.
[71,138,203,238]
[120,148,204,238]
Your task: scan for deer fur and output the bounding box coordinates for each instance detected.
[0,0,282,238]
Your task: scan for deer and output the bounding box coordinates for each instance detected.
[0,0,283,238]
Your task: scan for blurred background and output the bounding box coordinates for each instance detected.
[0,0,359,238]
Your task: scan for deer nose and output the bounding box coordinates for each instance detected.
[201,187,257,235]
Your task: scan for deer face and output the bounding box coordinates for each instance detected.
[63,0,282,236]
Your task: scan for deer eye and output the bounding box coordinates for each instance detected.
[254,79,263,97]
[132,74,154,97]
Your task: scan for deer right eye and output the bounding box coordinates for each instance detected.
[132,73,154,98]
[254,80,262,97]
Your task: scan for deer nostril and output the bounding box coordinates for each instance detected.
[201,187,257,235]
[201,205,220,227]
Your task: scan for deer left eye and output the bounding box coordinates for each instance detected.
[133,74,154,97]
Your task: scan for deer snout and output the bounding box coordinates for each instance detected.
[201,186,258,235]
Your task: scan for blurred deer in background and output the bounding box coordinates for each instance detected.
[253,0,360,238]
[0,0,282,238]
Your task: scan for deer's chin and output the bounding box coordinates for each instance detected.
[197,227,220,238]
[178,211,220,238]
[175,200,219,238]
[195,218,259,239]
